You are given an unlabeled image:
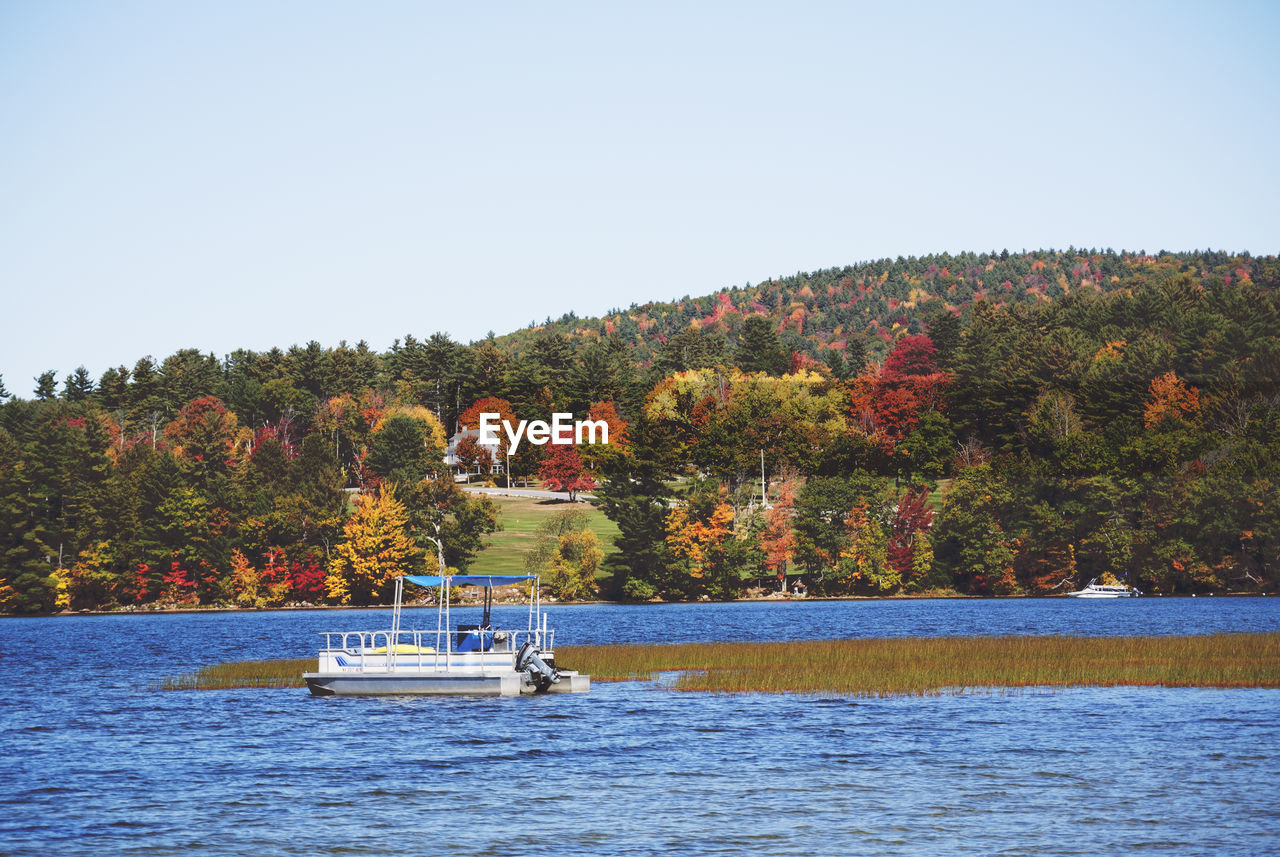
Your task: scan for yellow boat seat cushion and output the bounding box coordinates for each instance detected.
[371,643,436,654]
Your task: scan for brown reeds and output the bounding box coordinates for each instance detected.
[160,658,314,690]
[558,633,1280,696]
[161,634,1280,696]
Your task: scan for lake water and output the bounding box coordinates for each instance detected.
[2,597,1278,856]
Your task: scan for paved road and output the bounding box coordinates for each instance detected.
[461,485,595,502]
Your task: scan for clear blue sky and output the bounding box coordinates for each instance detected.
[2,1,1277,396]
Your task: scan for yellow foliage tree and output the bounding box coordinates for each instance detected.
[372,405,448,454]
[524,508,602,600]
[229,548,262,608]
[545,530,604,602]
[326,486,422,605]
[837,502,897,592]
[64,541,119,609]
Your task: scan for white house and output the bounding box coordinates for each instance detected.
[443,428,505,478]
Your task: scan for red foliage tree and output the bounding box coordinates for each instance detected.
[456,434,494,473]
[887,488,934,583]
[881,335,939,379]
[288,555,326,600]
[871,335,951,441]
[538,444,596,501]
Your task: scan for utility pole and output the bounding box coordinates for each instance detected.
[761,449,770,509]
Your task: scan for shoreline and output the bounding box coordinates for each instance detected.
[4,589,1271,618]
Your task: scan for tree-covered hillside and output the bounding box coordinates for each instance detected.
[1,248,1277,612]
[494,248,1279,368]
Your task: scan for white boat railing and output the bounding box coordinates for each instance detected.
[314,573,556,675]
[316,624,555,673]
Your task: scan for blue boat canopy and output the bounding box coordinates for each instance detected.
[403,574,537,588]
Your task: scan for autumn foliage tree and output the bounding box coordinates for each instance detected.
[539,444,596,501]
[325,486,421,604]
[887,488,935,590]
[455,434,493,474]
[871,334,950,441]
[835,501,893,592]
[524,507,603,601]
[457,397,518,433]
[758,477,798,589]
[577,400,629,473]
[164,396,240,479]
[664,482,738,598]
[1143,371,1201,429]
[2,249,1279,612]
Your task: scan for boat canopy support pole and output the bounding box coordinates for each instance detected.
[389,576,403,670]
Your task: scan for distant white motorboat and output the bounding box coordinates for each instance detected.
[1067,578,1140,598]
[303,573,590,696]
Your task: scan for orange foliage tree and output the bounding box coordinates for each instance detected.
[1143,371,1200,428]
[759,478,799,589]
[458,397,518,433]
[664,494,736,598]
[164,396,240,477]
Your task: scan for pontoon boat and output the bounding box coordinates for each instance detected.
[303,574,589,696]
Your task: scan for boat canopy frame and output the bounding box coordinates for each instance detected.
[388,573,545,657]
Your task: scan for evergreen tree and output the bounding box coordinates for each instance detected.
[844,334,867,376]
[925,310,961,369]
[0,427,57,612]
[64,366,95,401]
[566,339,626,413]
[650,325,727,378]
[291,433,347,523]
[593,413,675,599]
[160,349,223,409]
[128,356,166,426]
[34,371,58,401]
[822,349,846,380]
[527,333,575,389]
[931,463,1017,594]
[792,472,883,579]
[734,315,788,375]
[367,413,442,485]
[330,340,383,394]
[287,340,335,400]
[97,367,130,413]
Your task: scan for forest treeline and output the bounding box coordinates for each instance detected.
[1,249,1278,612]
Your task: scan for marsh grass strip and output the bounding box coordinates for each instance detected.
[160,658,315,690]
[558,633,1280,695]
[160,634,1280,695]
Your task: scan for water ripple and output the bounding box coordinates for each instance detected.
[1,602,1278,856]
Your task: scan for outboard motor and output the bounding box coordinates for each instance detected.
[515,640,559,692]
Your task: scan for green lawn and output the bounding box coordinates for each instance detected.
[476,494,620,582]
[927,478,952,511]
